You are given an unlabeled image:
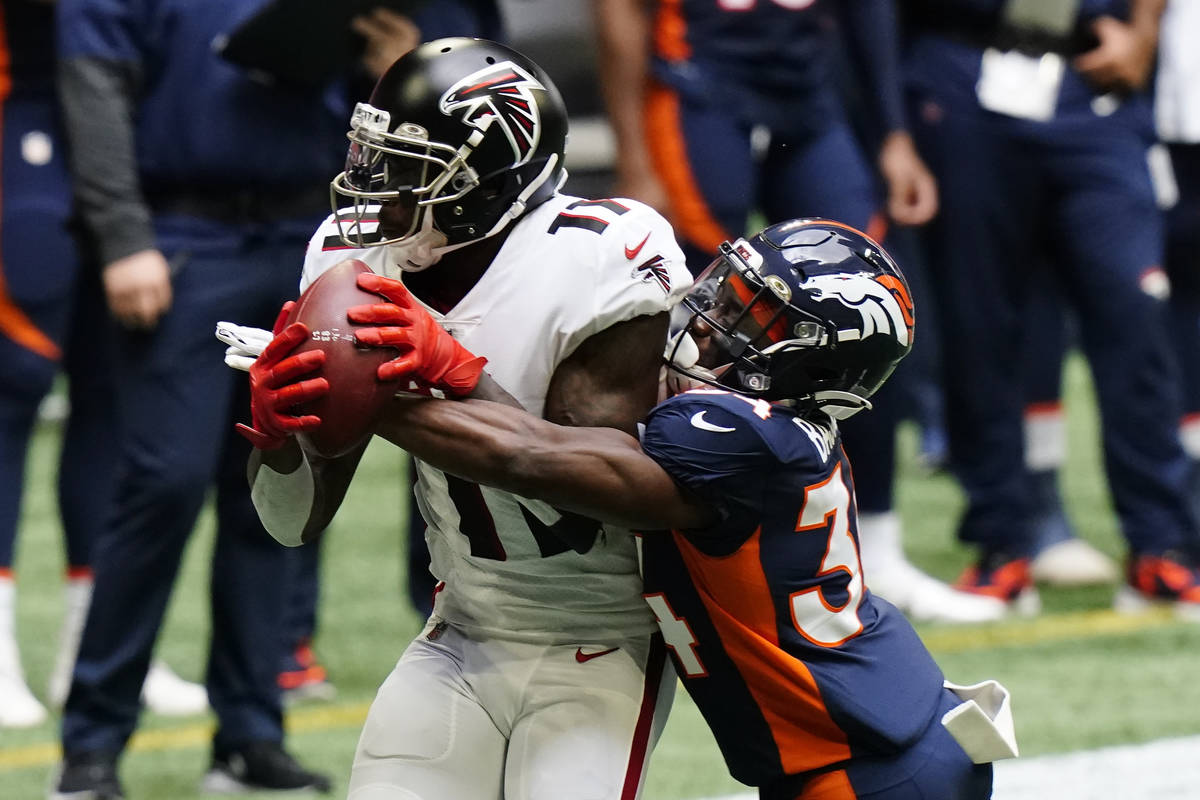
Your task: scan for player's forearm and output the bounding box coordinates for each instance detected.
[840,0,906,138]
[376,396,707,530]
[248,437,367,546]
[376,396,581,498]
[591,0,656,178]
[57,56,156,266]
[1128,0,1165,41]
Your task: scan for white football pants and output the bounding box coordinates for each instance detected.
[347,618,675,800]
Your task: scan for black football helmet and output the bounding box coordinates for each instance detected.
[330,37,568,262]
[666,219,915,417]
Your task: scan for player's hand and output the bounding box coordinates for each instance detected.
[878,131,938,227]
[216,322,274,371]
[216,301,297,371]
[103,249,173,330]
[352,8,421,79]
[1073,15,1158,93]
[348,273,487,396]
[236,311,330,450]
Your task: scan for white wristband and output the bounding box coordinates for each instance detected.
[250,454,315,547]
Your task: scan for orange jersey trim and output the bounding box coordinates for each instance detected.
[652,0,691,62]
[644,82,731,255]
[1024,401,1064,416]
[0,3,11,103]
[674,527,852,773]
[864,213,887,248]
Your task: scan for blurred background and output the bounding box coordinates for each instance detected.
[4,0,1200,798]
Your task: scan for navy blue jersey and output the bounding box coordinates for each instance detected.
[652,0,834,93]
[639,389,944,785]
[649,0,843,135]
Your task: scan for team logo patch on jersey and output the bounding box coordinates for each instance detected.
[633,255,672,294]
[440,62,543,166]
[801,272,914,346]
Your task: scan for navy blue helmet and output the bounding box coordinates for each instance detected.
[666,219,915,417]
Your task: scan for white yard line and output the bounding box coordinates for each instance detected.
[691,735,1200,800]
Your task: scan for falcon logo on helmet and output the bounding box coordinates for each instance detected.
[440,62,543,166]
[800,272,913,347]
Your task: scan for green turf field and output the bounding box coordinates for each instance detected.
[3,354,1200,799]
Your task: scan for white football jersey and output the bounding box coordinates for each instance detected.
[302,194,692,643]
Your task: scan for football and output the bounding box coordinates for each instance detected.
[285,259,398,458]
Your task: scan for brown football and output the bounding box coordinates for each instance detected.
[285,259,398,458]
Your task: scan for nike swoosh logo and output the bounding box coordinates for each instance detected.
[690,411,736,433]
[575,646,620,663]
[625,232,652,260]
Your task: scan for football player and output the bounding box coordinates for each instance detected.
[592,0,1010,626]
[253,219,1016,798]
[237,39,692,799]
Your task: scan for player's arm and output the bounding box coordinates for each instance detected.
[543,311,667,435]
[57,6,174,328]
[375,396,715,531]
[840,0,938,226]
[247,437,368,547]
[591,0,669,212]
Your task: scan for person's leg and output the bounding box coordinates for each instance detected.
[59,244,231,760]
[1049,120,1200,617]
[44,262,209,717]
[1019,273,1118,586]
[910,92,1042,612]
[348,625,508,800]
[760,689,993,800]
[46,267,109,711]
[201,232,329,791]
[504,634,673,800]
[0,306,60,729]
[1164,143,1200,529]
[277,539,335,701]
[0,92,77,728]
[765,119,1004,622]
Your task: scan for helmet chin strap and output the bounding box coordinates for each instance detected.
[385,213,449,275]
[386,155,565,276]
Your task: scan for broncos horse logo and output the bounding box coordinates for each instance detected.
[800,272,914,346]
[440,62,544,166]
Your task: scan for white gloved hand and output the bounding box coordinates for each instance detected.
[215,321,274,372]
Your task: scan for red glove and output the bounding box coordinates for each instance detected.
[348,273,487,396]
[236,301,330,449]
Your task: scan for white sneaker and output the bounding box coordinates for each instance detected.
[0,578,48,727]
[856,511,1008,624]
[0,667,47,728]
[1031,538,1119,586]
[866,559,1010,624]
[142,660,207,716]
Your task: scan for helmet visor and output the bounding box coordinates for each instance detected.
[680,242,791,366]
